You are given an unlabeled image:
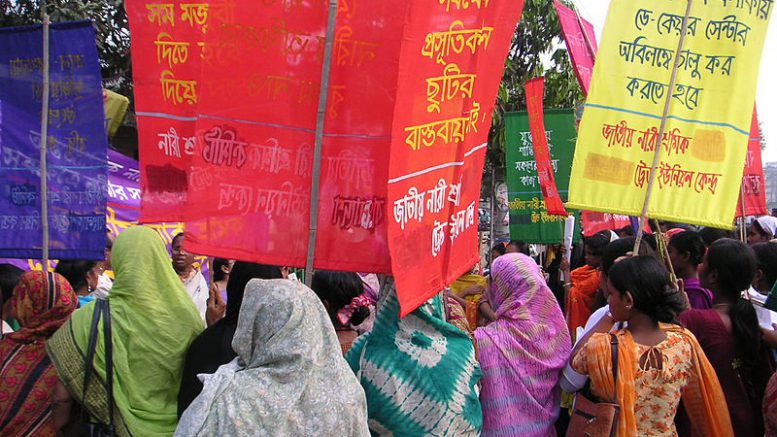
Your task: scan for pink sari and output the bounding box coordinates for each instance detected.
[475,253,571,436]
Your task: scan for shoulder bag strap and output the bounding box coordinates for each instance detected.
[610,333,619,403]
[102,299,115,430]
[82,299,104,402]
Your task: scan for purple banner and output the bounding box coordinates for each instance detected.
[0,21,108,260]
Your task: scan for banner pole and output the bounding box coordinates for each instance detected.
[739,180,747,242]
[39,1,51,268]
[573,5,597,61]
[304,0,338,287]
[632,0,693,255]
[489,165,496,251]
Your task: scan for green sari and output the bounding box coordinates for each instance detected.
[47,226,204,437]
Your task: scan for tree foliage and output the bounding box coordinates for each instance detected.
[0,0,132,96]
[485,0,585,193]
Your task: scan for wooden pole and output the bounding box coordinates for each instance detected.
[304,0,338,287]
[633,0,694,255]
[40,1,51,268]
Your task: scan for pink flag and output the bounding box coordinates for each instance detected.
[554,0,598,95]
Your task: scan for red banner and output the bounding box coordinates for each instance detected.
[737,108,767,217]
[387,1,525,315]
[580,212,632,237]
[554,0,597,96]
[525,77,568,217]
[126,1,211,222]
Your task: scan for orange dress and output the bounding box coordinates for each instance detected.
[566,265,601,337]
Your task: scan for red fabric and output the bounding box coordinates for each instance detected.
[525,77,567,216]
[736,108,767,217]
[387,1,525,316]
[581,211,631,236]
[126,1,208,222]
[0,271,76,437]
[554,0,597,96]
[566,264,600,336]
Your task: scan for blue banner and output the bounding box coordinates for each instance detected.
[0,21,108,259]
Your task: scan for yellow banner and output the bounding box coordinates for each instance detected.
[567,0,773,228]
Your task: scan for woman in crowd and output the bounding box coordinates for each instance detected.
[47,226,204,437]
[311,270,370,354]
[679,238,775,436]
[0,271,77,436]
[54,259,101,307]
[748,216,777,245]
[210,258,233,304]
[750,242,777,330]
[346,279,482,436]
[176,279,369,436]
[572,256,732,436]
[562,232,609,337]
[668,230,713,309]
[178,262,283,416]
[0,263,24,333]
[476,253,571,436]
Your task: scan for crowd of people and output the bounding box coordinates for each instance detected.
[2,220,777,436]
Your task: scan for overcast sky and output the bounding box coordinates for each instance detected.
[573,0,777,162]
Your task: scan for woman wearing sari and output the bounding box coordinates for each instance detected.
[475,253,571,437]
[346,279,482,436]
[175,279,369,436]
[47,226,204,437]
[0,271,77,436]
[562,233,609,338]
[572,256,733,437]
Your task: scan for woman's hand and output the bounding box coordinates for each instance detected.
[460,285,485,298]
[205,283,226,327]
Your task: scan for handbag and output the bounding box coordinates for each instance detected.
[62,299,115,437]
[566,334,620,437]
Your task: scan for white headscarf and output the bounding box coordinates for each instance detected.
[175,279,370,437]
[756,216,777,238]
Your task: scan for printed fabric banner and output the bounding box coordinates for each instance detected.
[555,0,598,95]
[737,108,767,217]
[581,212,632,236]
[387,1,525,315]
[126,1,211,223]
[567,0,773,229]
[505,109,579,244]
[0,21,108,260]
[525,77,568,216]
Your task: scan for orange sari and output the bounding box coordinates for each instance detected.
[584,324,733,437]
[566,265,601,337]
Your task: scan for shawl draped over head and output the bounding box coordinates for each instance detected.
[567,264,601,337]
[46,226,204,437]
[757,216,777,238]
[584,324,734,437]
[175,279,369,437]
[1,271,77,436]
[475,253,571,437]
[345,279,483,436]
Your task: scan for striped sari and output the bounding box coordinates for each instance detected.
[475,253,571,436]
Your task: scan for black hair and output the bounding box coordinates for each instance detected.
[0,264,24,303]
[752,242,777,290]
[223,262,283,324]
[491,243,506,256]
[608,256,686,324]
[584,233,609,257]
[54,260,97,291]
[172,232,185,246]
[212,258,231,282]
[311,270,368,327]
[705,238,762,381]
[669,230,706,266]
[507,240,530,255]
[698,227,732,246]
[600,237,657,277]
[617,225,635,237]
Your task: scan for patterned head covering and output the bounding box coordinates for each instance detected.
[175,279,369,437]
[475,253,571,436]
[345,279,482,436]
[7,271,76,343]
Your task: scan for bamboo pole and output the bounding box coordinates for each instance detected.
[304,0,338,287]
[633,0,694,255]
[39,1,51,267]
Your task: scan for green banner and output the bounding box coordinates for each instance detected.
[505,109,579,244]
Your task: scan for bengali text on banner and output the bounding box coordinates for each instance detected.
[387,0,524,316]
[0,21,108,260]
[737,109,767,217]
[505,110,580,244]
[567,0,773,229]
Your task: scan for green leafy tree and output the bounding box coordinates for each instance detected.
[0,0,132,97]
